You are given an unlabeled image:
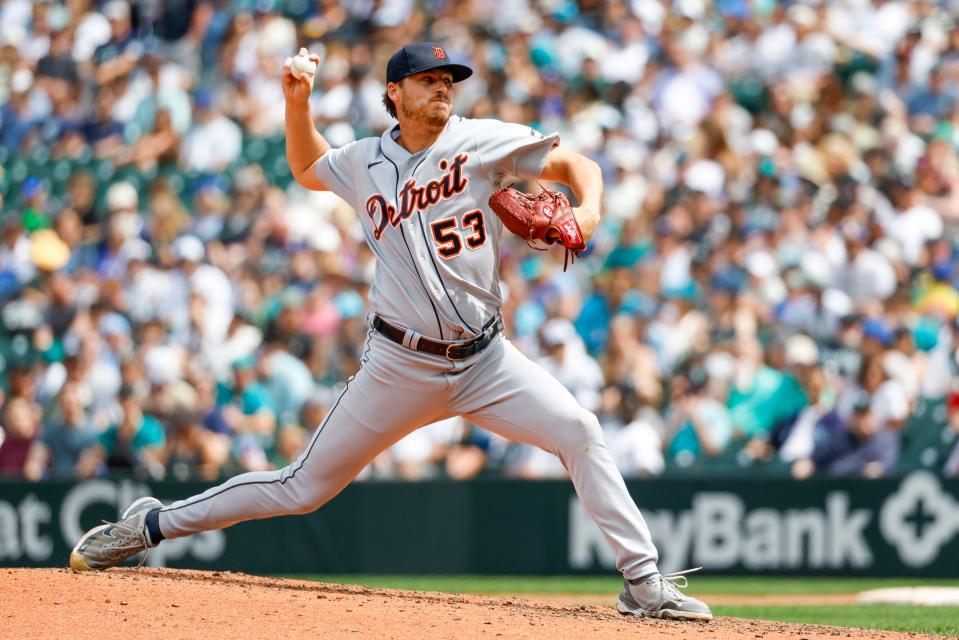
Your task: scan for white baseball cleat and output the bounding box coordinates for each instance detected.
[617,567,713,621]
[69,497,163,571]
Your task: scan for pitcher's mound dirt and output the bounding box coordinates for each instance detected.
[0,568,938,640]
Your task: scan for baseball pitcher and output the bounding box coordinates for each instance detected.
[70,42,711,621]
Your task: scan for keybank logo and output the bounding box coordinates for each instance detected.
[880,472,959,568]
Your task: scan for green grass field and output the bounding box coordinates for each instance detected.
[714,604,959,636]
[287,575,959,636]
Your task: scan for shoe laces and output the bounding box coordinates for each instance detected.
[658,567,703,600]
[99,518,151,567]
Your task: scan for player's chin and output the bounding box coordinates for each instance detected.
[424,107,451,127]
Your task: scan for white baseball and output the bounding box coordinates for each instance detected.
[291,47,316,81]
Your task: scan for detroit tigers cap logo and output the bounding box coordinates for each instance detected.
[387,43,472,83]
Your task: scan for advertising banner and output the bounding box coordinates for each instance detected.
[1,472,957,576]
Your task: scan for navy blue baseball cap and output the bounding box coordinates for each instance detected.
[386,42,472,84]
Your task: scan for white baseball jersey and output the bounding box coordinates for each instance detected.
[315,115,559,339]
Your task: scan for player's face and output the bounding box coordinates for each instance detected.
[394,69,454,128]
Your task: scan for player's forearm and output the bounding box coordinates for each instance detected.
[542,149,603,240]
[565,155,603,240]
[285,100,330,180]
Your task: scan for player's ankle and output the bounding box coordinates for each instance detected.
[145,509,165,547]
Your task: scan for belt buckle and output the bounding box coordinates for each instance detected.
[446,338,477,360]
[447,327,494,360]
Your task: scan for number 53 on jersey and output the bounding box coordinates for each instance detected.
[430,209,487,259]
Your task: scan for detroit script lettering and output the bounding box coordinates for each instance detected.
[366,153,470,240]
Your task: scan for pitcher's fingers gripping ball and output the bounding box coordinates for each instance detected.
[283,47,320,97]
[290,47,317,80]
[489,186,586,270]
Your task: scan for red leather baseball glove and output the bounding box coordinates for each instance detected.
[488,186,586,270]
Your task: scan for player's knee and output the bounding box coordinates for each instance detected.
[288,470,356,515]
[273,467,329,515]
[555,411,605,455]
[579,412,605,445]
[287,486,328,515]
[288,501,319,516]
[275,453,366,515]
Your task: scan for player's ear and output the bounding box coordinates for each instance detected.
[387,80,400,102]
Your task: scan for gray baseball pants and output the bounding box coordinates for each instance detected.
[156,330,660,580]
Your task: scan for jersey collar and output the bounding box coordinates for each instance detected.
[379,116,459,166]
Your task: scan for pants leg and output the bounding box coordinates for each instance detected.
[159,333,445,538]
[451,337,659,580]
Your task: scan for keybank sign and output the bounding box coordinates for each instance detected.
[1,475,957,575]
[570,472,959,575]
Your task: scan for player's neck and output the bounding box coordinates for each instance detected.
[394,120,445,154]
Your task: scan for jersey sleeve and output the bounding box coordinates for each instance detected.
[314,141,363,205]
[473,120,560,183]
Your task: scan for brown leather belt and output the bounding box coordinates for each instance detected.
[371,314,502,360]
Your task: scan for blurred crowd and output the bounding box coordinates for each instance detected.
[2,0,959,483]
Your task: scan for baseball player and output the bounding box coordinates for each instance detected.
[70,43,712,621]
